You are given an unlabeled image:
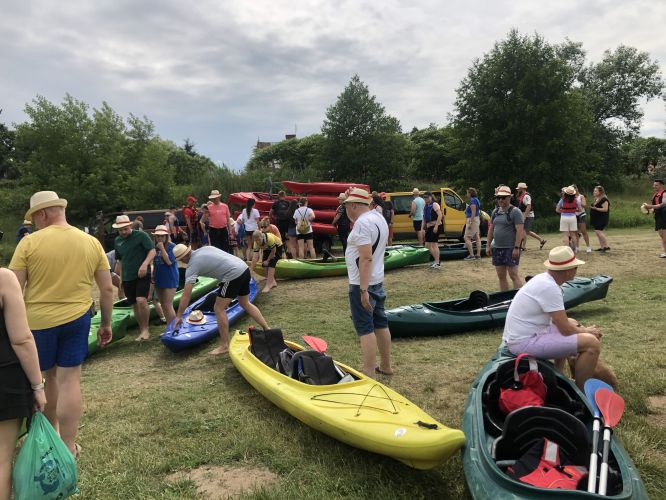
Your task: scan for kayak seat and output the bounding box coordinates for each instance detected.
[482,358,584,437]
[452,290,490,311]
[290,350,341,385]
[250,328,288,372]
[194,292,217,313]
[491,406,589,466]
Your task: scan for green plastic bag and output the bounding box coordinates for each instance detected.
[12,412,78,500]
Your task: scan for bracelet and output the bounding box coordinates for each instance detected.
[31,378,45,391]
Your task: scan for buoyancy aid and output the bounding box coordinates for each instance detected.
[560,197,577,214]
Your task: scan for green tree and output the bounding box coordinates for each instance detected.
[620,136,666,176]
[0,110,17,179]
[321,75,408,189]
[407,124,458,182]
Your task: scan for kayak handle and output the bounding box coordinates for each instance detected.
[415,421,438,430]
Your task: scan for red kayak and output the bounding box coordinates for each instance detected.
[311,222,337,235]
[283,180,370,195]
[228,192,339,210]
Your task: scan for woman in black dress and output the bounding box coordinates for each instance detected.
[590,185,610,251]
[0,268,45,498]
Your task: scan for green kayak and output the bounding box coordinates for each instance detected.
[253,246,430,279]
[405,241,488,261]
[86,276,218,356]
[386,275,612,338]
[462,349,647,499]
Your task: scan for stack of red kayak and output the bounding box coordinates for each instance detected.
[228,181,370,237]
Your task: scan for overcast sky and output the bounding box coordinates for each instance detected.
[1,0,664,170]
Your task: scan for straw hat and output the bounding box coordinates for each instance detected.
[111,215,132,229]
[342,188,372,205]
[495,185,512,197]
[186,310,206,325]
[24,191,68,220]
[563,186,576,196]
[544,246,585,271]
[153,224,169,236]
[412,188,420,194]
[173,244,192,260]
[209,189,222,199]
[337,192,346,201]
[515,182,528,190]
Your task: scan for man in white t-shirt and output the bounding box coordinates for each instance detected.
[343,188,393,378]
[502,246,602,390]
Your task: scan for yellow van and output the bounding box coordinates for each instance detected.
[385,188,489,241]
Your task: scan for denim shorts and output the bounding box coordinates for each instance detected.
[348,283,388,336]
[32,307,93,370]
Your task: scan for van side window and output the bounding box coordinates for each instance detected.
[391,196,413,215]
[444,192,464,211]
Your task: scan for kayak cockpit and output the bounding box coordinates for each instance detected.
[426,289,516,313]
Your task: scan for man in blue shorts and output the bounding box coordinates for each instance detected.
[486,185,525,290]
[502,246,602,390]
[343,188,393,378]
[10,191,113,457]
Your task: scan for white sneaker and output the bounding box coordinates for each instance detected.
[431,262,441,268]
[586,247,592,253]
[660,253,666,258]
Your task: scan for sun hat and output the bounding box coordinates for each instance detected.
[544,246,585,271]
[153,224,169,236]
[209,189,222,199]
[338,192,346,200]
[173,244,192,260]
[412,188,420,194]
[515,182,528,190]
[342,188,372,205]
[563,186,576,196]
[187,195,197,203]
[495,186,512,197]
[111,215,132,229]
[23,219,32,225]
[24,191,68,220]
[186,310,206,325]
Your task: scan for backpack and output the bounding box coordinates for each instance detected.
[275,200,291,220]
[499,354,547,414]
[491,205,515,225]
[296,208,311,234]
[290,350,341,385]
[507,438,588,490]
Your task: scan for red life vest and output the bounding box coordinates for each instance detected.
[652,189,665,206]
[517,191,531,212]
[560,197,577,214]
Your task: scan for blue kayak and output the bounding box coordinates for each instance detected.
[161,279,258,353]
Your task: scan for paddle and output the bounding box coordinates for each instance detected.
[596,388,625,495]
[584,378,613,493]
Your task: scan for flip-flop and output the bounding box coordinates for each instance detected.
[74,443,82,459]
[375,367,394,376]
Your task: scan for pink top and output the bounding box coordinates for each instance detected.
[208,202,230,229]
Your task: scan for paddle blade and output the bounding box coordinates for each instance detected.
[584,378,613,418]
[302,335,327,353]
[596,388,625,428]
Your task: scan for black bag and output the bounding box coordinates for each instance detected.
[291,350,341,385]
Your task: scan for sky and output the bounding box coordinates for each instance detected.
[1,0,664,171]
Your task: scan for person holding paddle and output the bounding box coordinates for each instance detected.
[501,246,602,390]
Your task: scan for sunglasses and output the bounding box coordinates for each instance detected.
[495,195,510,200]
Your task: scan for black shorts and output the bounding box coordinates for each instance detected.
[413,220,423,232]
[217,268,252,299]
[297,232,314,241]
[0,364,32,422]
[656,213,666,231]
[576,213,586,224]
[260,246,282,268]
[123,275,151,305]
[425,225,440,243]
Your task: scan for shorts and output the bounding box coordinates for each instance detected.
[297,232,314,241]
[523,217,534,232]
[32,307,93,370]
[559,216,578,232]
[413,220,423,232]
[276,220,290,239]
[0,364,32,422]
[348,283,388,336]
[425,225,439,243]
[491,247,520,267]
[259,246,282,268]
[123,275,152,305]
[464,218,480,238]
[507,324,578,359]
[655,213,666,231]
[576,213,586,224]
[217,268,252,299]
[287,225,297,238]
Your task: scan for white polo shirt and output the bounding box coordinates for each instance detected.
[345,209,389,285]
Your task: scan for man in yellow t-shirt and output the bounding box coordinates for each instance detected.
[250,230,282,293]
[9,191,113,457]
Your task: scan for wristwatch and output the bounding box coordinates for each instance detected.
[360,288,368,293]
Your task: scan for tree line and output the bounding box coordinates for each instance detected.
[1,30,664,224]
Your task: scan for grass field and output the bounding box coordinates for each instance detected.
[66,227,666,499]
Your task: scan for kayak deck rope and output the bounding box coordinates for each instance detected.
[310,384,400,416]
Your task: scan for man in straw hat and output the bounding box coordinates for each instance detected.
[486,185,525,290]
[207,189,232,253]
[343,188,393,378]
[515,182,547,250]
[172,243,269,355]
[112,214,156,341]
[643,179,666,258]
[501,246,603,390]
[9,190,113,457]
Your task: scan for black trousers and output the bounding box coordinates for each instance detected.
[337,226,350,254]
[209,227,230,253]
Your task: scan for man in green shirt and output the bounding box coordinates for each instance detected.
[113,215,156,341]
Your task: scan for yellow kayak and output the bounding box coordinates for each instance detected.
[229,330,465,469]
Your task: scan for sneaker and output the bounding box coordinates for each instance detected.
[660,253,666,258]
[586,247,592,253]
[431,262,441,268]
[463,255,476,261]
[475,255,481,260]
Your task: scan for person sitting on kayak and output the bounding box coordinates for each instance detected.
[501,246,602,390]
[250,230,282,293]
[172,244,269,355]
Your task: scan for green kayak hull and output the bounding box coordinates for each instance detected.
[406,241,488,261]
[462,349,647,499]
[86,276,218,356]
[387,275,612,338]
[254,246,430,279]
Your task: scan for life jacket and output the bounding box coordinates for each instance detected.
[499,354,547,414]
[560,197,577,214]
[507,438,588,490]
[653,190,665,214]
[517,192,531,212]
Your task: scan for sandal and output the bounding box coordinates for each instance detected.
[375,367,395,376]
[73,443,82,459]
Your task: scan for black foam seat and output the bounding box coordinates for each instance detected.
[468,290,490,309]
[492,406,589,465]
[249,328,288,369]
[290,350,341,385]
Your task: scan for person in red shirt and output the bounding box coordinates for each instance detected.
[182,195,199,249]
[644,179,666,258]
[207,190,232,253]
